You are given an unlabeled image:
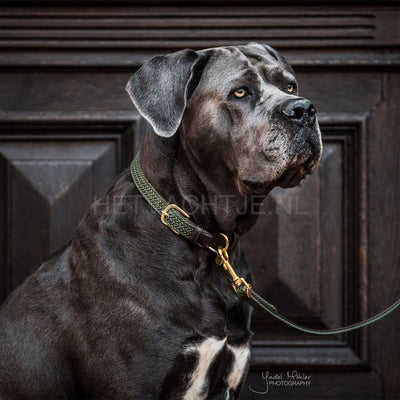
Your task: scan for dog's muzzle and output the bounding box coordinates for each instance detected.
[281,97,321,165]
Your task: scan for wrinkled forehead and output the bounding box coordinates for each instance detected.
[198,44,295,92]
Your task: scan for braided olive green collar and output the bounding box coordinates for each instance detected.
[130,151,400,336]
[130,152,226,249]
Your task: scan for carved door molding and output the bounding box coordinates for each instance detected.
[0,112,143,298]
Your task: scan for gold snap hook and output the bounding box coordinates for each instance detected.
[206,232,251,297]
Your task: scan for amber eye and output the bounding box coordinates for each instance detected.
[233,88,247,98]
[286,83,295,93]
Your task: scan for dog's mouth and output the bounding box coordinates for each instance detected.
[243,154,319,193]
[242,132,322,193]
[243,163,307,193]
[242,179,272,194]
[276,163,308,188]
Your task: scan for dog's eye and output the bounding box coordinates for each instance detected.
[286,83,296,94]
[233,88,248,98]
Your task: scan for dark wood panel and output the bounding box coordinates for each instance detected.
[0,6,397,48]
[0,72,134,112]
[9,158,93,288]
[1,50,399,68]
[0,116,142,301]
[0,5,398,67]
[295,72,382,114]
[368,73,400,400]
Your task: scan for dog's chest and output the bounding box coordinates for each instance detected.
[181,337,250,400]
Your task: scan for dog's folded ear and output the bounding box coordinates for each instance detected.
[126,49,210,138]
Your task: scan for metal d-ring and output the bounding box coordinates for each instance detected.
[207,232,230,254]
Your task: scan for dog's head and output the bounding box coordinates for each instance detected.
[126,44,322,196]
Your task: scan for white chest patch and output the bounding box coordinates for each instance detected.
[182,337,250,400]
[226,343,251,391]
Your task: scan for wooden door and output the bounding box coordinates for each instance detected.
[0,3,399,399]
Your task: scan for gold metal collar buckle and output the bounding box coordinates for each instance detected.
[160,204,190,235]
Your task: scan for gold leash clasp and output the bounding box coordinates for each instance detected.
[208,233,252,298]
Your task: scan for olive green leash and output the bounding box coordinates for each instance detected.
[130,152,400,335]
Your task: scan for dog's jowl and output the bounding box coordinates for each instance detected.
[0,44,322,399]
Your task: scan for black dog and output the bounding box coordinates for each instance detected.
[0,43,322,399]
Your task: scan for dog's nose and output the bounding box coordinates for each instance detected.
[280,98,316,127]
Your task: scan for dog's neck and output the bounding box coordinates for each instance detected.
[139,130,261,235]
